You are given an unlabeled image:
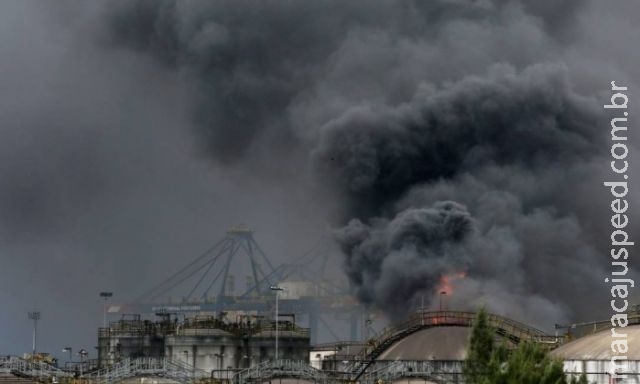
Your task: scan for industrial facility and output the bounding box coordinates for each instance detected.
[114,226,367,346]
[97,312,310,373]
[4,308,640,383]
[2,229,639,384]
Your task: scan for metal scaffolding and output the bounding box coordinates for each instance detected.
[0,355,72,381]
[87,358,329,384]
[234,359,329,384]
[84,357,208,384]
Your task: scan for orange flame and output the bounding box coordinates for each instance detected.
[437,271,466,296]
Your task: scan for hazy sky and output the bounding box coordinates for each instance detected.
[0,1,331,359]
[1,0,639,361]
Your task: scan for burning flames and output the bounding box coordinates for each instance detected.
[437,271,466,296]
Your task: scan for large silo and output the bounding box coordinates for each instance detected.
[164,315,310,377]
[97,312,310,377]
[164,318,240,375]
[551,325,640,384]
[97,314,166,367]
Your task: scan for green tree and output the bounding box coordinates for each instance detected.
[463,308,495,383]
[569,374,589,384]
[488,342,566,384]
[464,310,590,384]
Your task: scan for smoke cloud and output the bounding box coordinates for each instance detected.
[336,201,474,318]
[96,0,640,327]
[1,0,640,355]
[315,63,610,324]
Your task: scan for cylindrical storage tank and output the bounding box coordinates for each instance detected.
[165,328,240,375]
[364,326,472,381]
[98,330,164,365]
[98,315,166,367]
[248,329,310,364]
[550,325,640,384]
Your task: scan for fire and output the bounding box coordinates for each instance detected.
[437,271,466,296]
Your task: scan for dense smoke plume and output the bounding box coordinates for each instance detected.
[2,0,640,354]
[96,0,640,327]
[335,201,474,317]
[317,63,609,324]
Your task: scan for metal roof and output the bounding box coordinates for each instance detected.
[376,326,470,361]
[551,325,640,360]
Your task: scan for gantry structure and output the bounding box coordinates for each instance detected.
[114,226,367,343]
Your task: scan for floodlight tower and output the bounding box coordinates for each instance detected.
[270,285,284,361]
[62,347,72,362]
[27,311,41,355]
[99,292,113,328]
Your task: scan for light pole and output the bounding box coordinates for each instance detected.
[270,286,284,361]
[78,349,88,376]
[99,292,113,328]
[439,291,447,311]
[364,319,373,341]
[62,347,72,363]
[27,311,41,356]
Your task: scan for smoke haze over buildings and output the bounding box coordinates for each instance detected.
[1,0,639,356]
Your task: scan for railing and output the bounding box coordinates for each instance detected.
[0,356,73,380]
[368,310,557,354]
[99,317,310,339]
[359,360,461,384]
[234,359,328,384]
[349,310,560,380]
[84,357,208,384]
[311,341,364,351]
[83,357,324,384]
[249,327,311,338]
[559,313,640,340]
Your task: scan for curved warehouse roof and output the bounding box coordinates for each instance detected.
[377,326,470,361]
[551,325,640,360]
[368,311,550,362]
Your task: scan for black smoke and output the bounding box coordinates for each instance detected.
[316,64,610,323]
[96,0,640,328]
[1,0,637,354]
[312,64,603,219]
[337,201,473,318]
[102,0,390,166]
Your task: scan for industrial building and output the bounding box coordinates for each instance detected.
[309,310,640,384]
[97,312,310,375]
[309,310,560,384]
[114,227,367,345]
[6,307,640,383]
[92,309,565,383]
[4,231,640,383]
